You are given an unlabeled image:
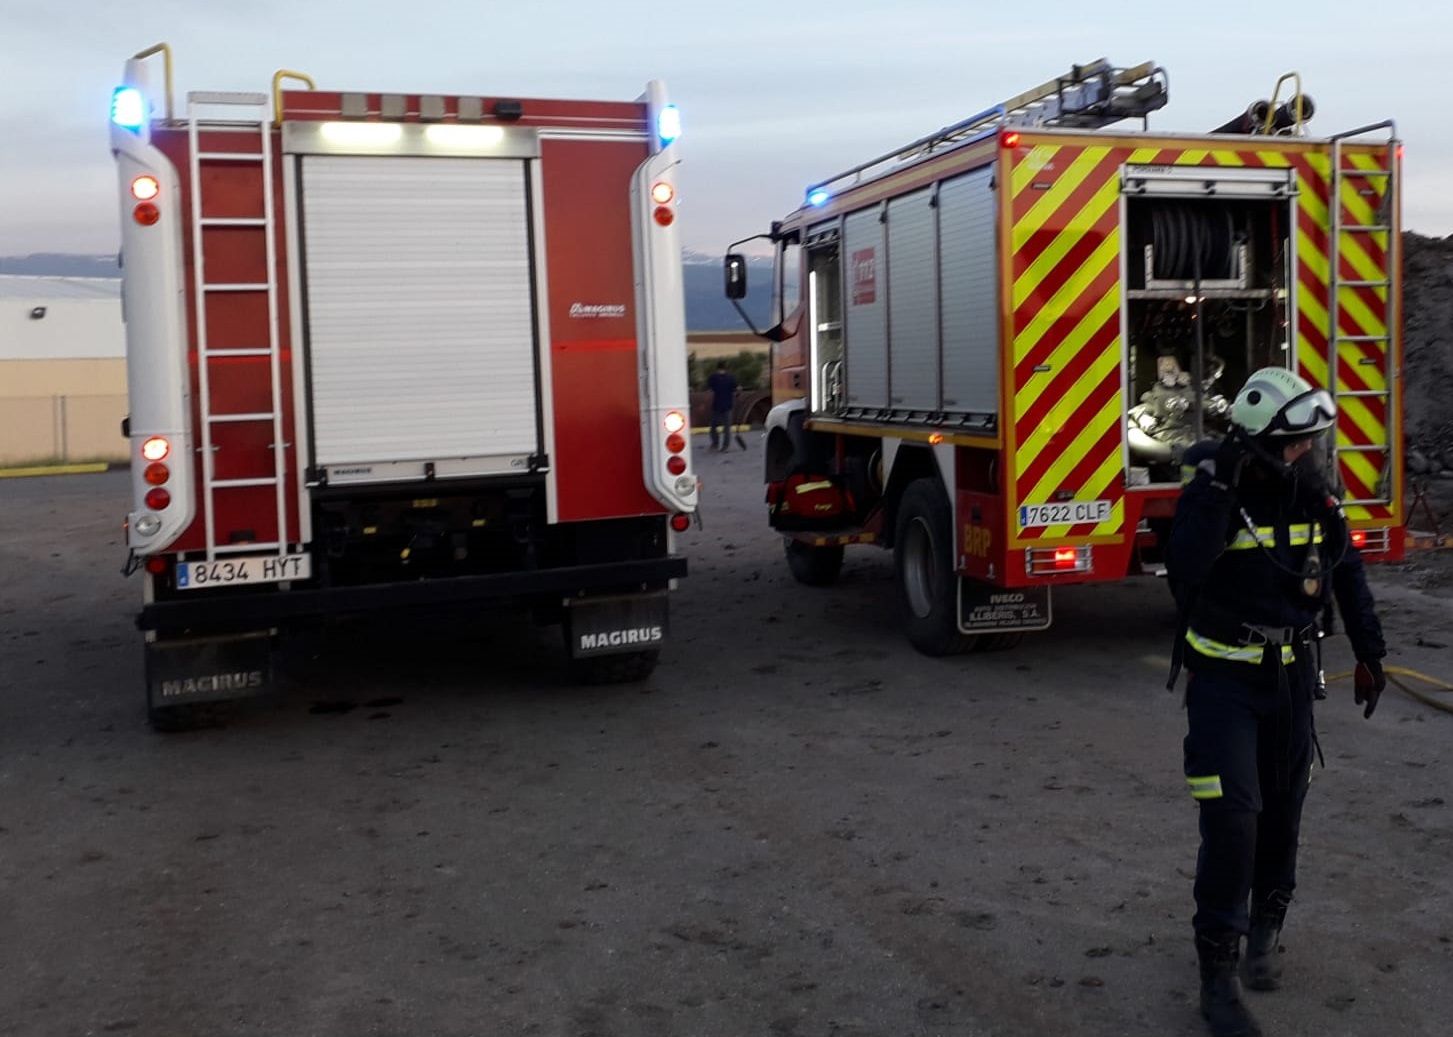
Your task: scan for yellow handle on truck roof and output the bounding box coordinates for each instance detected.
[131,42,173,121]
[272,69,317,126]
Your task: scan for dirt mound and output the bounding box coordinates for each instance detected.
[1402,232,1453,461]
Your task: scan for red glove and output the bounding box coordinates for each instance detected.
[1354,660,1386,719]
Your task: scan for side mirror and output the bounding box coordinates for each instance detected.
[723,253,748,300]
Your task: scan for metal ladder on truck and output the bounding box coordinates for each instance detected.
[1327,121,1399,507]
[187,91,290,560]
[806,59,1169,200]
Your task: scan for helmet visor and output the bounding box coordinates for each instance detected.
[1266,388,1336,436]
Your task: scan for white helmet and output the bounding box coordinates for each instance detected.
[1230,367,1336,438]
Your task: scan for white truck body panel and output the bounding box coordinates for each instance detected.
[299,155,539,481]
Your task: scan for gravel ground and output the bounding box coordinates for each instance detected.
[1,446,1450,1037]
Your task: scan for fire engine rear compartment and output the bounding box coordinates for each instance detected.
[296,153,544,486]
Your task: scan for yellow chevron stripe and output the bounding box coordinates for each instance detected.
[1014,241,1120,365]
[1012,175,1121,310]
[1337,439,1382,494]
[1336,233,1389,287]
[1022,392,1122,520]
[1012,144,1062,198]
[1337,286,1387,339]
[1015,283,1121,415]
[1014,147,1113,249]
[1016,344,1121,471]
[1301,346,1329,387]
[1338,343,1388,391]
[1339,399,1387,453]
[1037,447,1125,538]
[1210,150,1245,166]
[1177,149,1210,165]
[1299,228,1331,286]
[1257,151,1292,168]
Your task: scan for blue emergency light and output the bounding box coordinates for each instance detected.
[807,188,830,207]
[657,105,681,146]
[111,87,146,131]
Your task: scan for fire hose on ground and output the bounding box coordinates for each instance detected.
[1325,665,1453,716]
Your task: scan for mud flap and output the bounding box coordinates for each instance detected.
[145,631,273,709]
[957,579,1053,634]
[564,593,668,658]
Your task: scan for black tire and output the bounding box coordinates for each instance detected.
[894,478,977,656]
[784,539,845,586]
[147,703,226,733]
[568,650,660,686]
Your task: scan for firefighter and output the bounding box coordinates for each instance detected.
[1166,367,1387,1037]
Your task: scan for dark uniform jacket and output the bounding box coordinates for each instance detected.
[1167,439,1385,671]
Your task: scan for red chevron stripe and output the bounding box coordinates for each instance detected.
[1013,209,1119,328]
[1339,460,1377,502]
[1013,228,1120,340]
[1291,156,1329,209]
[1021,431,1122,541]
[1011,147,1129,254]
[1015,310,1120,436]
[1015,371,1120,498]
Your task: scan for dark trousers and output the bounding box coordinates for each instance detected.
[1183,655,1316,936]
[710,408,733,449]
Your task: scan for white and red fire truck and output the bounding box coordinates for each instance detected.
[110,44,697,726]
[726,61,1403,654]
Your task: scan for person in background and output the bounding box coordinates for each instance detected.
[707,360,738,452]
[1166,366,1387,1037]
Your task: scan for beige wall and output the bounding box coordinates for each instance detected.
[686,331,767,360]
[0,359,129,465]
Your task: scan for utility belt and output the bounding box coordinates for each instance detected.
[1167,597,1319,689]
[1184,623,1316,666]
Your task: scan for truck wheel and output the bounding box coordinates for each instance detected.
[569,650,660,685]
[895,478,976,656]
[784,540,845,586]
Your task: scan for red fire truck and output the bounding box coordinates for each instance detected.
[110,44,697,727]
[726,60,1403,655]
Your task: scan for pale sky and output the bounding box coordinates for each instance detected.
[2,0,1449,257]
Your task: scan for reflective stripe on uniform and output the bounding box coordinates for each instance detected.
[1186,629,1295,664]
[1186,775,1224,800]
[1226,522,1323,551]
[793,481,832,494]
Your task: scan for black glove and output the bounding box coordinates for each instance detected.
[1211,436,1247,491]
[1354,658,1386,719]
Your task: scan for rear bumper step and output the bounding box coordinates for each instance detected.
[140,556,687,632]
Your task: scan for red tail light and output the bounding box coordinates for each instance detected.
[1002,130,1021,148]
[144,487,171,510]
[140,436,169,461]
[666,455,687,476]
[666,433,686,454]
[670,513,690,532]
[143,462,169,485]
[133,202,160,226]
[1053,548,1077,569]
[144,556,168,575]
[1350,530,1368,548]
[653,205,674,226]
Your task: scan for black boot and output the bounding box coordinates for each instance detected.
[1196,932,1263,1037]
[1244,891,1291,991]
